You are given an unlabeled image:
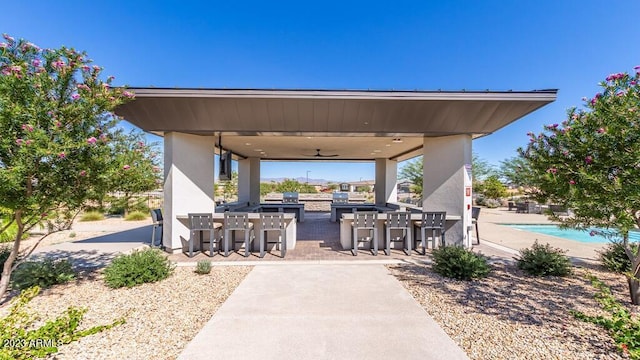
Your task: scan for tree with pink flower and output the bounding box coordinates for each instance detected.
[91,130,161,215]
[0,34,134,302]
[522,65,640,304]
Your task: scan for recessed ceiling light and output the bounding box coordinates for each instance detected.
[260,152,266,154]
[306,137,312,139]
[364,122,369,125]
[370,152,376,155]
[245,143,251,146]
[254,149,263,152]
[373,150,381,153]
[392,138,403,143]
[385,144,391,147]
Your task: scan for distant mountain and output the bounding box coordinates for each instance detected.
[261,177,332,185]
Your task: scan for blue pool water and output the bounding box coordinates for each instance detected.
[502,224,640,244]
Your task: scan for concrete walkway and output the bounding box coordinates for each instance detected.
[27,223,151,269]
[178,263,469,360]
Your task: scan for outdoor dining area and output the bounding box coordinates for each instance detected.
[159,205,463,259]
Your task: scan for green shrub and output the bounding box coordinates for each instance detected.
[11,259,76,291]
[79,211,105,222]
[103,248,174,288]
[129,197,150,213]
[0,286,125,359]
[599,240,639,273]
[195,260,212,275]
[431,245,491,280]
[124,211,147,221]
[515,241,572,277]
[572,275,640,359]
[0,217,29,243]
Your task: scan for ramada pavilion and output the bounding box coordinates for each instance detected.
[115,88,556,254]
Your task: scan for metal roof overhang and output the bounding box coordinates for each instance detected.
[114,88,557,162]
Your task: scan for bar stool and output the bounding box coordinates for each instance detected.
[413,211,446,254]
[384,211,412,256]
[351,210,378,256]
[150,208,163,248]
[472,207,481,244]
[223,212,254,257]
[186,213,217,257]
[259,213,286,258]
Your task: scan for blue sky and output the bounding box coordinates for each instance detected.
[2,1,639,181]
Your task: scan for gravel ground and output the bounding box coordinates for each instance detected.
[13,217,150,251]
[388,262,631,360]
[0,265,252,360]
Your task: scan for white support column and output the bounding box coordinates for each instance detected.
[422,135,473,247]
[374,158,398,205]
[238,157,261,206]
[163,132,215,252]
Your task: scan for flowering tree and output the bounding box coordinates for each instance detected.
[499,155,535,188]
[99,130,161,214]
[399,153,496,200]
[0,34,134,302]
[521,66,640,303]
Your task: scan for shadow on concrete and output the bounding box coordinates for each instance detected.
[28,249,118,270]
[72,225,152,244]
[26,226,152,271]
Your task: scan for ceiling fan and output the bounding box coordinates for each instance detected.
[305,149,339,158]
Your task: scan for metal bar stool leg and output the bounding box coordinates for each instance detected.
[244,230,250,257]
[281,229,286,257]
[352,228,357,256]
[209,229,215,257]
[224,229,230,257]
[372,229,378,256]
[260,230,265,258]
[405,228,412,256]
[475,223,480,244]
[373,229,377,256]
[385,227,391,256]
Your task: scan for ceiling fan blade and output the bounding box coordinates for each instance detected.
[302,149,339,157]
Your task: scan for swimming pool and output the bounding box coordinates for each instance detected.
[502,224,640,244]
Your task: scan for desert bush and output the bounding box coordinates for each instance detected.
[11,259,75,291]
[572,275,640,359]
[432,245,490,280]
[124,211,147,221]
[515,241,572,276]
[195,260,212,275]
[79,211,105,222]
[599,240,639,273]
[484,198,501,208]
[103,248,174,288]
[0,286,125,359]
